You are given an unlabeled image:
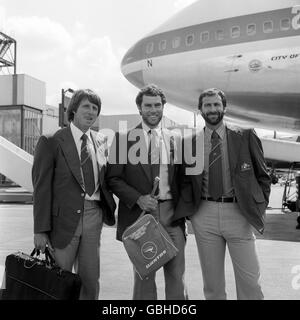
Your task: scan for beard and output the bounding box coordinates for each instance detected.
[142,113,163,128]
[202,111,225,126]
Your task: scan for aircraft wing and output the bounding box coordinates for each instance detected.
[261,137,300,163]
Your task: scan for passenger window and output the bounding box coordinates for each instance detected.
[159,40,167,51]
[247,23,256,36]
[172,37,181,48]
[263,21,273,33]
[186,34,194,46]
[280,18,290,30]
[231,26,240,38]
[146,42,154,54]
[200,31,209,43]
[216,29,224,40]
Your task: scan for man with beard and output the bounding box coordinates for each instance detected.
[182,88,271,299]
[107,84,187,300]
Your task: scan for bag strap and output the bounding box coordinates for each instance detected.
[138,177,160,220]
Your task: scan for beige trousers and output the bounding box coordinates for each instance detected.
[52,200,103,300]
[191,200,263,300]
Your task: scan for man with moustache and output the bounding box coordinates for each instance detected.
[32,89,116,299]
[107,84,187,300]
[183,88,271,300]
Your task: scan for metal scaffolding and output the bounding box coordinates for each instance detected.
[0,31,16,74]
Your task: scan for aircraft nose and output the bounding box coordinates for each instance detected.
[121,42,145,88]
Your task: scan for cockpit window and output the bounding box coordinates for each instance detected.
[231,26,240,38]
[172,37,181,49]
[263,21,273,33]
[159,40,167,51]
[200,31,209,43]
[186,34,194,46]
[216,29,224,40]
[280,18,290,31]
[247,24,256,36]
[146,42,154,54]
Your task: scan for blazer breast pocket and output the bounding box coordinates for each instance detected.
[239,161,252,173]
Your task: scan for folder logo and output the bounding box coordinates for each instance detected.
[141,242,157,259]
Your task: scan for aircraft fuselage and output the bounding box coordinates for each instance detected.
[122,3,300,133]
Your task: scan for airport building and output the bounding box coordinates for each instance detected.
[0,74,45,156]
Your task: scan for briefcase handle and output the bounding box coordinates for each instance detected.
[30,247,56,268]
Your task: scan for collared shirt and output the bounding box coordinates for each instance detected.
[141,122,172,200]
[202,122,234,197]
[70,122,100,201]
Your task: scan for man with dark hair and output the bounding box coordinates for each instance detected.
[182,88,271,300]
[32,89,116,299]
[135,84,167,107]
[107,84,187,300]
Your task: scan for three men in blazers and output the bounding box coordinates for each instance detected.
[107,84,187,300]
[32,89,116,300]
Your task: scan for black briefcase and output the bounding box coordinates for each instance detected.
[1,248,81,300]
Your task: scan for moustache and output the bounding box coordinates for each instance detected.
[207,112,220,116]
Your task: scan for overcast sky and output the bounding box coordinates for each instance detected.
[0,0,199,126]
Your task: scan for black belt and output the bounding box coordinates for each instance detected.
[201,196,237,203]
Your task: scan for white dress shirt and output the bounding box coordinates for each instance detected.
[141,122,172,200]
[70,122,100,200]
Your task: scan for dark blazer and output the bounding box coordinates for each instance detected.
[106,123,182,241]
[32,126,116,249]
[176,126,271,234]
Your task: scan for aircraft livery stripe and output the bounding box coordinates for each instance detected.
[123,7,300,65]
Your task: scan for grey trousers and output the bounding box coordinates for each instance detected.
[52,200,103,300]
[132,200,187,300]
[190,200,263,300]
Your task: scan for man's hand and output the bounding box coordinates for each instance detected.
[34,232,54,253]
[136,195,158,212]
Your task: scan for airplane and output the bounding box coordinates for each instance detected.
[121,0,300,134]
[121,0,300,213]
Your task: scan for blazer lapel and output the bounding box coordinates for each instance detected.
[91,131,106,186]
[227,127,243,174]
[192,133,203,192]
[59,127,85,190]
[162,130,175,186]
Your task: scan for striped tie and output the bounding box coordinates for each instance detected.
[208,130,223,200]
[148,129,160,195]
[81,133,95,196]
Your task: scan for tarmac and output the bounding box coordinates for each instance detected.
[0,184,299,300]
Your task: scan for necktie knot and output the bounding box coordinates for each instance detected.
[148,129,158,138]
[211,130,219,141]
[81,133,88,143]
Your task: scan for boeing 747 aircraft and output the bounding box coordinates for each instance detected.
[121,0,300,165]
